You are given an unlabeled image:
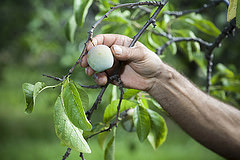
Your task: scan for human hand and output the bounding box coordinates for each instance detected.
[80,34,163,91]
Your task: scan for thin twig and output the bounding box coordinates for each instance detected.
[80,152,85,160]
[77,83,102,89]
[130,0,168,47]
[86,81,110,120]
[156,36,212,55]
[86,123,115,140]
[85,0,168,121]
[205,18,236,93]
[42,74,63,81]
[62,1,167,80]
[163,0,225,18]
[85,1,169,141]
[114,86,124,123]
[62,148,71,160]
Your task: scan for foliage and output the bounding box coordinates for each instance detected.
[21,0,240,159]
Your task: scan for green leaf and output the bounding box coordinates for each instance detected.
[111,85,118,102]
[74,0,93,26]
[53,96,91,153]
[62,81,92,131]
[98,131,110,150]
[147,109,167,149]
[133,105,151,142]
[22,82,46,113]
[104,99,137,123]
[123,89,140,99]
[104,136,115,160]
[74,81,89,111]
[22,83,34,113]
[216,63,234,78]
[227,0,237,22]
[104,128,116,160]
[139,95,149,109]
[65,15,77,42]
[237,1,240,28]
[192,52,207,75]
[33,82,47,98]
[183,14,220,37]
[150,98,168,115]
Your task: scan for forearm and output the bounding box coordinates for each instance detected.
[148,63,240,159]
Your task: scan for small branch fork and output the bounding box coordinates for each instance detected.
[150,0,236,93]
[162,0,227,18]
[205,18,236,93]
[155,19,236,93]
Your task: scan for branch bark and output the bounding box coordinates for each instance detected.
[205,18,236,93]
[163,0,226,18]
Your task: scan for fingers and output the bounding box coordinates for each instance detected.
[86,34,144,51]
[81,34,144,67]
[111,45,146,62]
[93,72,108,86]
[80,34,147,86]
[85,66,95,76]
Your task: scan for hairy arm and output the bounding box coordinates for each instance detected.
[149,63,240,159]
[81,34,240,159]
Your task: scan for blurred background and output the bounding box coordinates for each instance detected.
[0,0,239,159]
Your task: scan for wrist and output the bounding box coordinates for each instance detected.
[147,63,175,95]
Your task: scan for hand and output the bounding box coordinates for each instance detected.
[80,34,163,91]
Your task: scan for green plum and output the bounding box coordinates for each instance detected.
[87,45,114,72]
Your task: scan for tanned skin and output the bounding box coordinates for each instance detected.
[81,34,240,159]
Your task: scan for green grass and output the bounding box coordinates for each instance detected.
[0,66,224,160]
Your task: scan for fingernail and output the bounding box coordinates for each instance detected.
[112,45,122,55]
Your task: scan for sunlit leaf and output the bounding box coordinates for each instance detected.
[73,81,89,111]
[139,95,149,109]
[147,109,167,149]
[104,99,137,123]
[62,81,92,131]
[237,1,240,28]
[123,89,140,99]
[53,96,91,153]
[22,82,46,113]
[74,0,93,26]
[227,0,237,22]
[111,85,118,102]
[133,105,151,142]
[65,15,77,42]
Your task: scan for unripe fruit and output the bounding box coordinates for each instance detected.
[87,45,114,72]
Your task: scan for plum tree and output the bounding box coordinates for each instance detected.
[87,45,114,72]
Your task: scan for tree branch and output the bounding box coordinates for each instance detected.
[62,148,71,160]
[86,81,110,120]
[80,152,85,160]
[60,1,168,80]
[42,74,63,81]
[156,36,212,55]
[85,0,168,121]
[205,18,236,93]
[163,0,226,18]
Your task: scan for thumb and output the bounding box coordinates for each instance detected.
[111,45,145,62]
